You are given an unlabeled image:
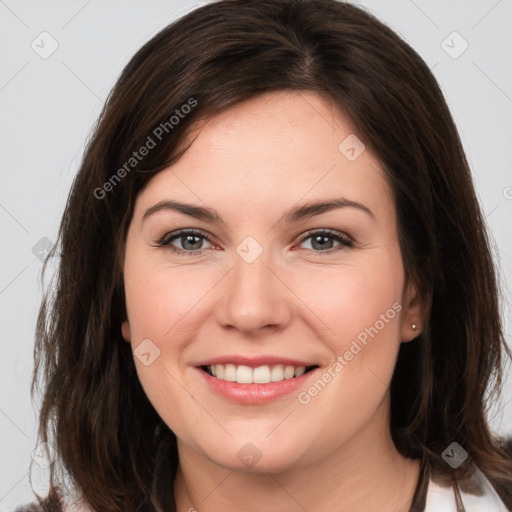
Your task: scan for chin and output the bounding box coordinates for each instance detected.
[200,435,307,474]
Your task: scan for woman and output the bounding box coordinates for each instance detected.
[18,0,512,510]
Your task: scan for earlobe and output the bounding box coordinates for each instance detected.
[402,322,420,343]
[121,321,131,342]
[401,278,424,343]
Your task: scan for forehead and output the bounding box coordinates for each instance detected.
[136,91,394,225]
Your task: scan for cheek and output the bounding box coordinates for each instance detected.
[123,253,208,434]
[123,249,215,344]
[287,256,404,453]
[287,249,405,429]
[290,252,404,351]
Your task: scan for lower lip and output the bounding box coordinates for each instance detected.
[196,367,319,404]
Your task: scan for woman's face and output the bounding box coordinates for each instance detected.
[122,91,421,473]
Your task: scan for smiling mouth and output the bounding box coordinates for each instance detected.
[201,364,319,384]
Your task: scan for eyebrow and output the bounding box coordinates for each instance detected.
[142,197,375,224]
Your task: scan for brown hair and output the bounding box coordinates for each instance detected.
[31,0,512,510]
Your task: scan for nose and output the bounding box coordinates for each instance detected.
[216,248,292,335]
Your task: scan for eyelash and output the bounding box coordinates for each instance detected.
[156,228,353,256]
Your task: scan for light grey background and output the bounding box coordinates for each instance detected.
[1,0,511,510]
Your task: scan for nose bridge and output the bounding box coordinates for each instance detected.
[217,242,290,333]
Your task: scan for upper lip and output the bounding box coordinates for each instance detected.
[195,355,318,368]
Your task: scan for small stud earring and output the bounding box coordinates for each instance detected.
[412,324,417,330]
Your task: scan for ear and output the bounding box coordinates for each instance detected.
[121,320,132,343]
[400,275,424,343]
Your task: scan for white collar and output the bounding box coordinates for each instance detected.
[425,465,508,511]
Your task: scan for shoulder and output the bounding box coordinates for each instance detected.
[13,505,43,512]
[425,465,509,512]
[12,500,93,512]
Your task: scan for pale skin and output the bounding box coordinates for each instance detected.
[121,91,424,512]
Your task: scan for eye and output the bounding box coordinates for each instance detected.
[157,228,353,256]
[157,229,215,255]
[297,229,353,253]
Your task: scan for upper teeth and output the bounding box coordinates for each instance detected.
[208,364,307,384]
